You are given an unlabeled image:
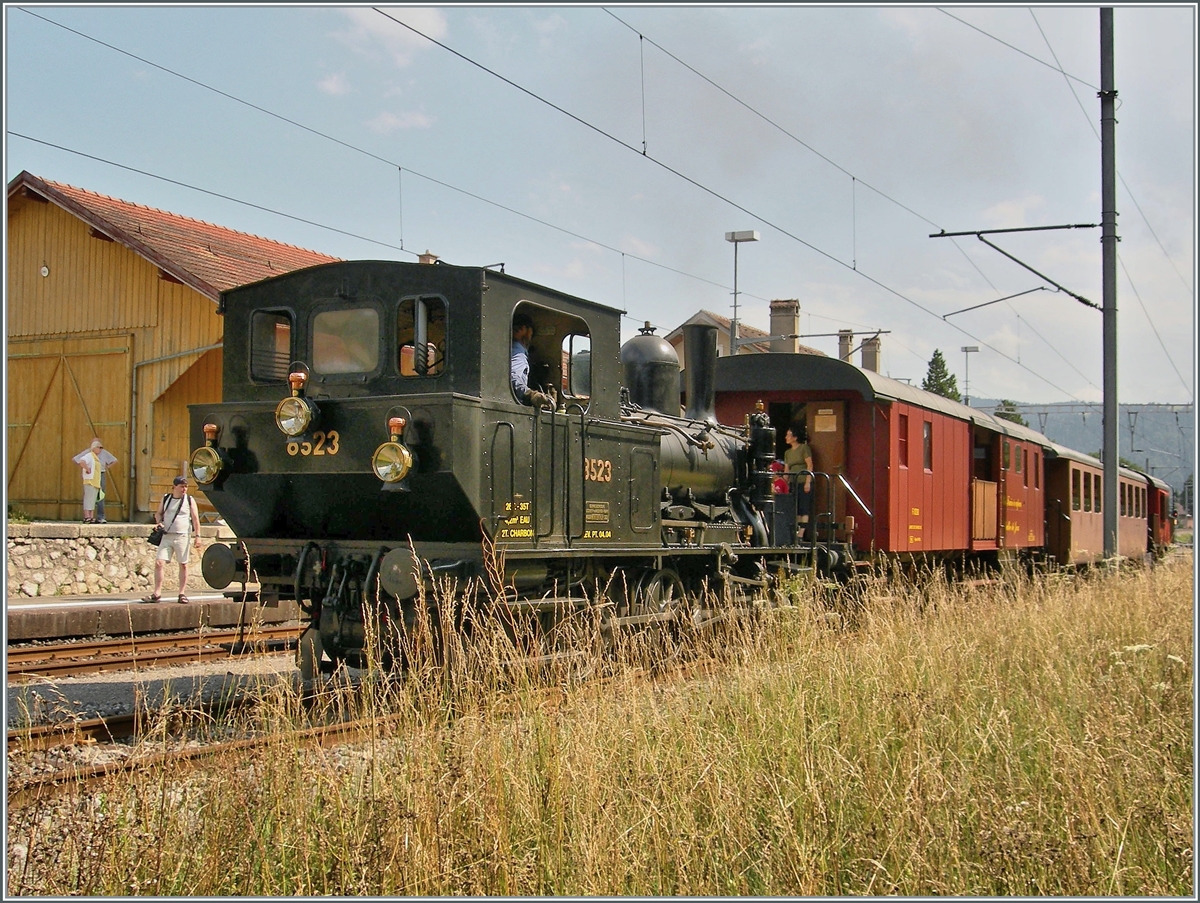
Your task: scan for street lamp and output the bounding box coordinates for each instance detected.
[961,345,979,405]
[725,230,759,354]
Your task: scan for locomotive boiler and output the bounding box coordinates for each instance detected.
[189,260,842,678]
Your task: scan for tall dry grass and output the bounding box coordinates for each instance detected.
[7,554,1193,896]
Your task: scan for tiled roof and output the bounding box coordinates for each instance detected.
[8,171,340,301]
[665,309,826,356]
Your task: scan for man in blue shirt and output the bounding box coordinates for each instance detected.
[511,312,552,408]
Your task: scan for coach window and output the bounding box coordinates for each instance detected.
[1092,474,1101,513]
[1022,448,1029,487]
[898,414,909,467]
[922,421,933,471]
[1071,469,1081,511]
[1014,443,1023,476]
[1083,471,1092,512]
[398,295,447,377]
[1002,439,1010,472]
[313,307,379,375]
[251,310,292,381]
[1120,483,1126,517]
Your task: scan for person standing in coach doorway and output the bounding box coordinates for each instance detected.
[72,438,117,523]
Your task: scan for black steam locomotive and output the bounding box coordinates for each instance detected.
[189,260,847,676]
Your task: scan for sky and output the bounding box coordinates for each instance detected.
[4,3,1196,408]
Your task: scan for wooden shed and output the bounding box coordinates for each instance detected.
[6,171,339,522]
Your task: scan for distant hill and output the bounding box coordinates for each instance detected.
[970,399,1194,494]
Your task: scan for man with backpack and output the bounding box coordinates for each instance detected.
[141,475,202,604]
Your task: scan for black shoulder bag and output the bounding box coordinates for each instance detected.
[147,493,184,546]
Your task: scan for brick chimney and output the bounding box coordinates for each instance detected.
[768,299,800,353]
[861,335,881,372]
[838,330,854,362]
[418,250,439,265]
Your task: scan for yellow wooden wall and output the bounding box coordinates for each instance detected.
[7,192,224,520]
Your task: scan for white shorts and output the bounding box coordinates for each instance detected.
[157,532,193,564]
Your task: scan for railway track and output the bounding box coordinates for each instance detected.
[7,625,302,681]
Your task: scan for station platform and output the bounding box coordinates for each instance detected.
[6,590,302,642]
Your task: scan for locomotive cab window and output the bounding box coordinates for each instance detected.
[250,310,292,381]
[511,301,591,408]
[398,295,446,377]
[312,307,380,375]
[563,333,591,401]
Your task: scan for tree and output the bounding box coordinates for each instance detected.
[1176,474,1193,514]
[921,349,960,401]
[994,399,1029,427]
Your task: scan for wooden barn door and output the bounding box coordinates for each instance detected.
[7,336,131,521]
[147,348,223,520]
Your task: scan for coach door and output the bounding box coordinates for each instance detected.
[805,401,847,539]
[970,427,999,548]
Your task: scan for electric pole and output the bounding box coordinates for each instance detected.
[1101,8,1119,558]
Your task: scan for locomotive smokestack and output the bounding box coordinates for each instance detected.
[683,323,718,425]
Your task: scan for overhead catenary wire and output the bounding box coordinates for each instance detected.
[15,6,1154,402]
[12,8,747,306]
[1028,9,1194,387]
[11,7,927,360]
[374,7,1086,401]
[601,7,1108,393]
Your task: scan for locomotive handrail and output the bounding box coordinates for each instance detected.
[837,473,873,519]
[565,402,588,544]
[488,421,516,532]
[294,541,321,615]
[534,405,560,544]
[364,546,388,607]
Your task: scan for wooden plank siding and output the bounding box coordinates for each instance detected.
[8,197,159,336]
[7,192,223,520]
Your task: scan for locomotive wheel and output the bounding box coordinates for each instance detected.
[634,568,685,617]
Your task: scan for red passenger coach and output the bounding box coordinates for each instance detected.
[712,354,1046,565]
[1045,443,1175,565]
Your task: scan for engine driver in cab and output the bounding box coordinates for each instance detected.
[511,312,553,409]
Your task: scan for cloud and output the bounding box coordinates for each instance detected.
[317,72,351,96]
[335,7,447,68]
[620,235,661,259]
[365,110,434,133]
[981,195,1046,229]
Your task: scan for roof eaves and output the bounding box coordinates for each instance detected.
[12,172,223,302]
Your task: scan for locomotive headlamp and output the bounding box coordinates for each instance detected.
[274,369,318,436]
[190,446,224,484]
[371,441,413,483]
[275,396,319,436]
[189,424,225,484]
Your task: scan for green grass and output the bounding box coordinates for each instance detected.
[6,554,1193,895]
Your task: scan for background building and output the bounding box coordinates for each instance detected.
[6,171,338,521]
[663,300,826,372]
